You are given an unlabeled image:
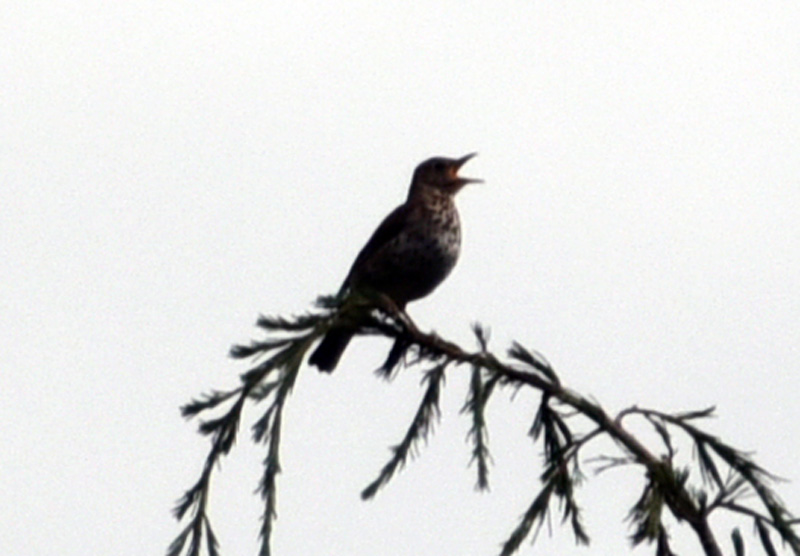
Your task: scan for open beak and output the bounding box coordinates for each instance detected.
[452,152,483,185]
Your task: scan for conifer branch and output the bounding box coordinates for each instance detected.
[168,302,799,556]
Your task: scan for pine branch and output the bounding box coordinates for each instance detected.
[618,407,800,555]
[361,361,448,500]
[461,324,495,491]
[168,307,329,556]
[462,363,496,491]
[168,302,799,556]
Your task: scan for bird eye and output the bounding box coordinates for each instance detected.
[433,161,446,172]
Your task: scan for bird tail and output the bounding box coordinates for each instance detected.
[309,328,353,372]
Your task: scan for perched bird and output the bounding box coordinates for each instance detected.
[309,153,481,372]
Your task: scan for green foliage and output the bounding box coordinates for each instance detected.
[361,361,448,500]
[168,300,800,556]
[168,305,325,556]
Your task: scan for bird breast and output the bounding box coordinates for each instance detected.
[376,199,461,304]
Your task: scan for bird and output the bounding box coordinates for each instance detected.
[309,153,481,372]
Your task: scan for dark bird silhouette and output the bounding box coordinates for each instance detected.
[309,153,481,372]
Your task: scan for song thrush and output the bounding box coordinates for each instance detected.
[309,153,480,372]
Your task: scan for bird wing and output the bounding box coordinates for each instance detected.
[340,203,410,292]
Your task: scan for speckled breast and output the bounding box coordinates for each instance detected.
[363,200,461,305]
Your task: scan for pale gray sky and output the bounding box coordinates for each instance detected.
[2,2,799,555]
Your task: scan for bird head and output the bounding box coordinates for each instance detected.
[410,153,482,195]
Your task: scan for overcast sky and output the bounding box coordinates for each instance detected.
[2,2,799,555]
